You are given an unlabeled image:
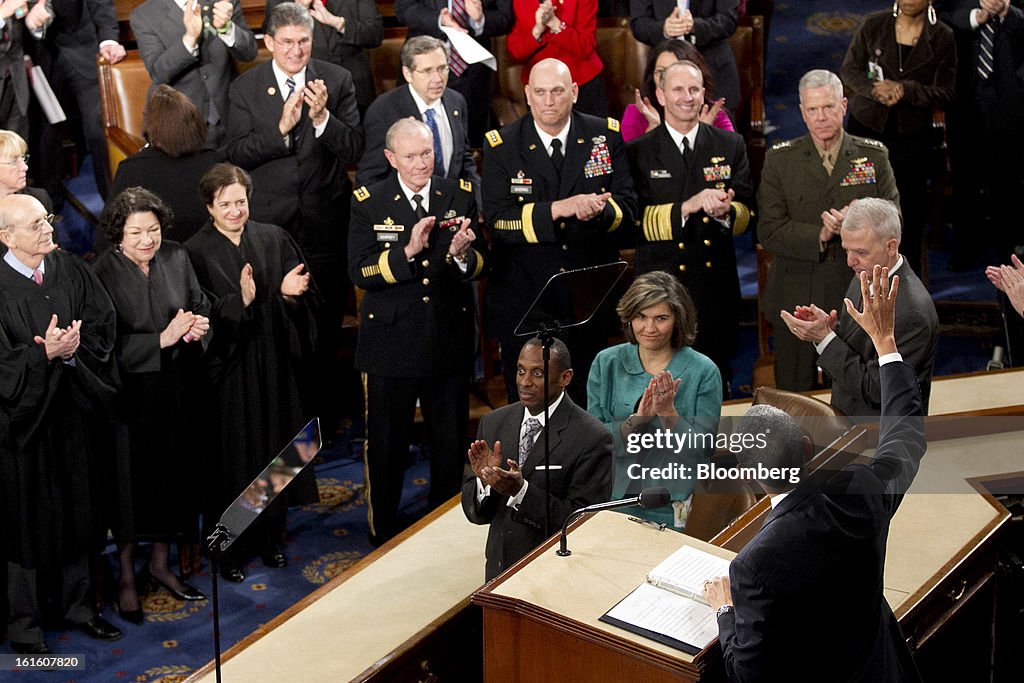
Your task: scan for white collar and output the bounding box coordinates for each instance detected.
[533,118,571,156]
[522,390,566,430]
[397,176,432,209]
[272,61,307,93]
[664,121,699,154]
[769,490,791,510]
[3,249,44,278]
[408,85,443,115]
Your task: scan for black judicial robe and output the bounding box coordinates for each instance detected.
[0,250,117,568]
[184,222,319,508]
[93,242,211,539]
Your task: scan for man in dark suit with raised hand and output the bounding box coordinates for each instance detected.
[350,117,484,545]
[356,35,478,191]
[779,197,938,417]
[704,262,927,682]
[627,59,753,391]
[482,57,636,406]
[462,337,612,581]
[131,0,257,147]
[227,1,363,437]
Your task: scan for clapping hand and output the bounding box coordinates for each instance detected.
[405,215,436,259]
[780,304,838,344]
[160,309,196,348]
[182,0,203,47]
[467,439,503,481]
[239,262,256,307]
[635,88,662,131]
[33,315,81,360]
[184,314,210,342]
[211,0,233,30]
[280,263,310,297]
[700,98,726,126]
[25,0,50,30]
[987,254,1024,318]
[304,79,329,126]
[663,7,687,38]
[448,218,475,261]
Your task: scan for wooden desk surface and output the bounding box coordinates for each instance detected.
[186,500,487,682]
[722,367,1024,417]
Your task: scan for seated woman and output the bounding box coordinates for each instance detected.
[93,188,212,623]
[507,0,607,116]
[104,86,220,252]
[622,38,734,142]
[587,271,722,529]
[0,130,53,211]
[264,0,383,116]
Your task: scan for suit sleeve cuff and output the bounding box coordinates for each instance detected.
[878,352,903,366]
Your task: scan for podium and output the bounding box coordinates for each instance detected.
[472,514,734,682]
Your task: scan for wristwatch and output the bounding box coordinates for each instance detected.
[716,605,734,619]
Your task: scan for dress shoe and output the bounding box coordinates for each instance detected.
[261,552,288,568]
[220,565,245,583]
[78,616,122,641]
[114,602,144,625]
[144,569,207,601]
[11,640,52,654]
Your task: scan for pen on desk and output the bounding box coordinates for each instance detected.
[627,516,667,531]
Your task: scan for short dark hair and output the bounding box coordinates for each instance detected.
[267,1,314,35]
[736,405,807,493]
[198,163,253,206]
[100,187,173,245]
[642,39,718,117]
[143,85,207,157]
[400,35,448,69]
[522,336,572,374]
[617,271,698,349]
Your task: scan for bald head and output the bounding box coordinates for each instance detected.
[526,59,578,135]
[0,194,54,268]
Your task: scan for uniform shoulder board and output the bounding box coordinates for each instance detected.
[459,179,473,193]
[770,139,794,151]
[485,130,503,148]
[354,186,370,202]
[855,136,887,150]
[607,117,620,133]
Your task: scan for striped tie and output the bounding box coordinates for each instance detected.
[449,0,469,77]
[977,20,996,80]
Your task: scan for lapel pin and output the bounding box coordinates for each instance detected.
[267,87,276,96]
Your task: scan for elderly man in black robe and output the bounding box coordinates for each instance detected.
[0,194,122,653]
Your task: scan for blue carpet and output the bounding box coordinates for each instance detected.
[11,428,431,682]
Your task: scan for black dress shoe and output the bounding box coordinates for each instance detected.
[115,603,144,625]
[148,574,207,601]
[220,565,245,583]
[261,552,288,568]
[78,616,122,641]
[11,640,52,654]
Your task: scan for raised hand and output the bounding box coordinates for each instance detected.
[635,88,662,131]
[663,7,687,38]
[844,265,899,356]
[700,98,726,126]
[211,0,233,30]
[182,0,203,47]
[467,439,503,480]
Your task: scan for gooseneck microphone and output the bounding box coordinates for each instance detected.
[555,487,671,557]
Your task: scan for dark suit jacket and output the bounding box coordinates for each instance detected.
[719,361,926,682]
[396,0,513,42]
[131,0,257,125]
[627,122,753,368]
[355,84,479,189]
[481,111,637,340]
[264,0,382,109]
[0,1,42,117]
[348,174,485,378]
[818,261,938,417]
[628,0,741,108]
[38,0,118,81]
[937,0,1024,121]
[461,395,613,580]
[226,58,363,232]
[841,10,956,136]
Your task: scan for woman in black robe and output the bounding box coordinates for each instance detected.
[185,163,319,582]
[93,188,211,622]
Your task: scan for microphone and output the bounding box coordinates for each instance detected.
[555,487,671,557]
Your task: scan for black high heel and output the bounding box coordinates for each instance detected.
[143,568,207,601]
[114,601,145,625]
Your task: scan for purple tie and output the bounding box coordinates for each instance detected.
[32,269,43,286]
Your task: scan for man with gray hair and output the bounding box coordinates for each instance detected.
[704,264,927,681]
[356,35,478,190]
[779,197,938,416]
[349,117,485,545]
[758,69,900,392]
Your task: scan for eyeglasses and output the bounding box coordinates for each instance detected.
[272,36,312,51]
[17,214,55,233]
[411,65,450,77]
[0,154,29,167]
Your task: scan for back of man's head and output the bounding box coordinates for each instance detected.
[736,405,808,494]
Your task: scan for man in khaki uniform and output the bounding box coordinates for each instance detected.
[758,69,899,392]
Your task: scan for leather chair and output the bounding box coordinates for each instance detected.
[752,385,852,455]
[97,52,150,183]
[686,478,758,542]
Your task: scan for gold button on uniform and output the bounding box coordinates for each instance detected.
[702,217,710,224]
[421,259,430,267]
[368,313,374,319]
[561,244,568,251]
[705,261,712,268]
[678,242,685,250]
[422,278,430,285]
[559,222,566,229]
[558,267,566,273]
[422,296,430,303]
[678,264,687,272]
[703,239,711,247]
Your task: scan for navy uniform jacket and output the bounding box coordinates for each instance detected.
[758,133,900,320]
[349,174,485,378]
[719,361,925,681]
[481,111,637,339]
[627,122,753,367]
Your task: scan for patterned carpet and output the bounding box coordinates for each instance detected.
[10,429,430,683]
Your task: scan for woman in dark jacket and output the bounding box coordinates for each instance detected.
[841,0,956,274]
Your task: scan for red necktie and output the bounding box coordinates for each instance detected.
[449,0,469,77]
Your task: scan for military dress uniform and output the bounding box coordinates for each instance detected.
[758,133,899,391]
[349,174,486,543]
[627,122,754,386]
[481,111,637,405]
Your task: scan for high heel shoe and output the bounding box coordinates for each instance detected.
[143,569,207,601]
[114,601,145,625]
